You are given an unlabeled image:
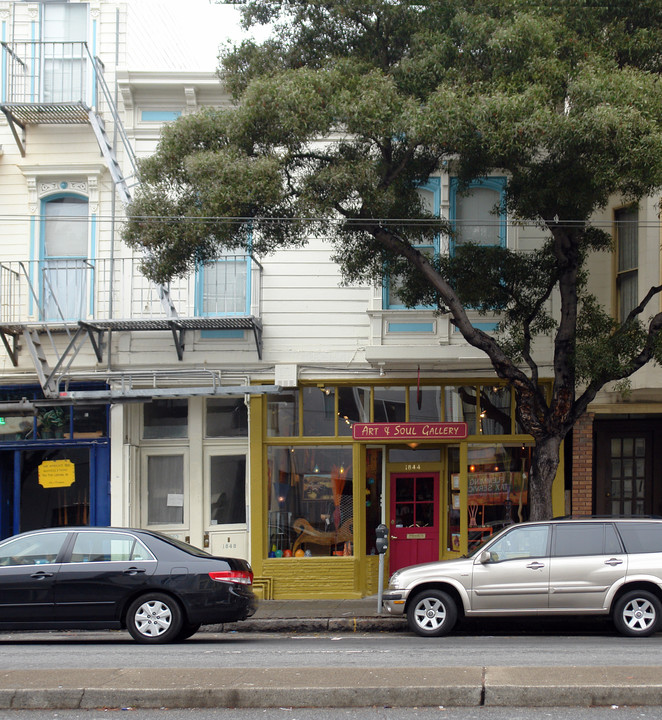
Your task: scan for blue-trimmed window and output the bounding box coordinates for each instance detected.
[383,177,441,310]
[450,177,507,252]
[195,250,251,317]
[40,194,90,321]
[42,2,89,104]
[140,110,182,123]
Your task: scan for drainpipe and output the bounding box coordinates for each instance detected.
[107,6,120,328]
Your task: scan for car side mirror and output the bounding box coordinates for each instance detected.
[479,550,492,564]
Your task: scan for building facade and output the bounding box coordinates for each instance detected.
[0,0,655,601]
[571,198,662,520]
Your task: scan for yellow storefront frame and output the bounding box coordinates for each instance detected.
[248,383,566,600]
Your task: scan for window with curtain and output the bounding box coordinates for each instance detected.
[41,195,89,321]
[198,251,249,316]
[42,2,88,103]
[450,177,507,250]
[384,179,440,309]
[147,454,184,525]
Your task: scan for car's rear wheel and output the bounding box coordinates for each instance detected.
[175,622,202,642]
[613,590,662,637]
[126,593,183,644]
[407,589,457,637]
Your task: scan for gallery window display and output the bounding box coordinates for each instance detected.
[267,446,353,557]
[462,443,532,551]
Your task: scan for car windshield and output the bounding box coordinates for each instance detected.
[148,531,214,558]
[464,534,495,558]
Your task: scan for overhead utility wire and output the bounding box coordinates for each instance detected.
[0,214,656,228]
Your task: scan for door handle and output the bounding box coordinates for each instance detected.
[123,567,147,576]
[526,562,545,570]
[390,535,398,540]
[31,571,54,579]
[605,558,623,566]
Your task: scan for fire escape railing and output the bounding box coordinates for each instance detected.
[0,41,138,198]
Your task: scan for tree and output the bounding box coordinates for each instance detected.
[123,0,662,520]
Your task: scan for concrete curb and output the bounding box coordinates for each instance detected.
[217,616,407,633]
[0,667,661,709]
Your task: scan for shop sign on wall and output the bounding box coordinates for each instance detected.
[38,459,76,488]
[352,422,468,441]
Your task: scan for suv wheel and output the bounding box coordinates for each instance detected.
[613,590,662,637]
[407,589,457,637]
[126,593,183,644]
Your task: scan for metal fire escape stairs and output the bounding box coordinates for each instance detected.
[0,43,267,403]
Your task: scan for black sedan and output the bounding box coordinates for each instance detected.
[0,527,257,643]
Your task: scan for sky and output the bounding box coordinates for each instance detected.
[126,1,271,73]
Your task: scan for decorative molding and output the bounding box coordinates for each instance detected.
[184,87,197,114]
[20,165,105,212]
[87,176,98,213]
[120,85,134,113]
[38,181,60,197]
[27,4,39,20]
[26,177,37,215]
[20,164,106,179]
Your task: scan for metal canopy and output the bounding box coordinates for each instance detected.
[0,317,264,400]
[1,102,90,125]
[80,316,263,361]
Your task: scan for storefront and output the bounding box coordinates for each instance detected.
[249,381,565,599]
[0,386,110,539]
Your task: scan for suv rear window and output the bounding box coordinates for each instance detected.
[616,522,662,553]
[552,523,622,557]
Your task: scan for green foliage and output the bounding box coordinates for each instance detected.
[123,0,662,515]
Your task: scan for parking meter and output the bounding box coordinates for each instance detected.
[375,523,389,554]
[376,523,389,613]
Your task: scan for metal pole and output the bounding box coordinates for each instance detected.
[377,552,384,614]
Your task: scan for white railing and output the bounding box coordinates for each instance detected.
[0,256,262,325]
[2,41,94,107]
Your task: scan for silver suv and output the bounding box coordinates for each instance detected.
[382,518,662,637]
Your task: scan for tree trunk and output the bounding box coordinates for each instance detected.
[528,434,563,521]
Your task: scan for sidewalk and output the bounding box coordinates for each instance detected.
[221,595,404,633]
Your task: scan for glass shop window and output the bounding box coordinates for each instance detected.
[267,446,353,557]
[209,455,246,525]
[365,449,383,555]
[466,443,531,552]
[143,399,188,439]
[206,398,248,438]
[478,386,512,435]
[72,405,107,438]
[147,454,185,525]
[267,392,298,437]
[444,386,477,435]
[409,386,441,422]
[337,386,370,437]
[388,447,441,463]
[447,446,461,551]
[374,387,406,422]
[303,386,336,436]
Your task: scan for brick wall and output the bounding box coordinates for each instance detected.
[571,412,594,515]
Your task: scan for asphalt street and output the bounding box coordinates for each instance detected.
[0,630,661,710]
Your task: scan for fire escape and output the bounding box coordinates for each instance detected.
[1,40,137,202]
[0,41,266,405]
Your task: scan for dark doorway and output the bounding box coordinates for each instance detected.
[594,419,659,516]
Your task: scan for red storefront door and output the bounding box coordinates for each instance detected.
[389,472,439,573]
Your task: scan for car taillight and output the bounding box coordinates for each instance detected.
[209,570,253,585]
